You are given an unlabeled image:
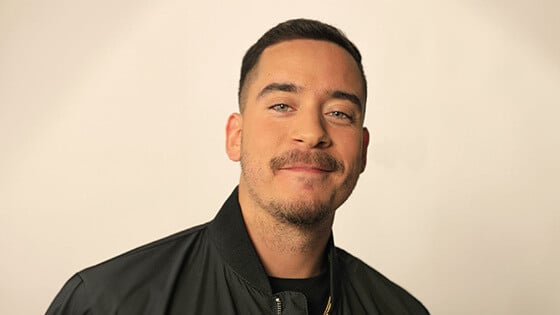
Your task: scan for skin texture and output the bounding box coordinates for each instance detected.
[226,39,369,278]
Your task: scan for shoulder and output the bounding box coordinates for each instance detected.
[80,223,209,280]
[47,223,211,314]
[335,247,430,314]
[81,224,209,307]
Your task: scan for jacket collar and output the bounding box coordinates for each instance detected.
[207,187,341,305]
[207,187,272,293]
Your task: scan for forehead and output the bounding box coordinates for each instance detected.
[248,39,365,103]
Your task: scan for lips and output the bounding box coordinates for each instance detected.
[279,164,333,172]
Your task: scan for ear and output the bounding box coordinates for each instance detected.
[225,113,242,162]
[360,127,370,173]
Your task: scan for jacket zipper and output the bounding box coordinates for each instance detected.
[274,296,282,314]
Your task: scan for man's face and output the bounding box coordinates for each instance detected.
[227,39,369,227]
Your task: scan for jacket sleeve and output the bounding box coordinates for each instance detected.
[45,273,91,315]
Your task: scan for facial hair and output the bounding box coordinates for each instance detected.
[241,149,358,228]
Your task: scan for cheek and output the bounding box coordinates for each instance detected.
[241,125,279,162]
[334,133,364,163]
[245,121,285,147]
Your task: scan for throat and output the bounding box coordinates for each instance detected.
[238,182,334,278]
[249,218,331,278]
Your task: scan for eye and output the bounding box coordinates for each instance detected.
[327,111,354,122]
[270,103,293,112]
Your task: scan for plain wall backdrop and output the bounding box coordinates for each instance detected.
[1,0,559,314]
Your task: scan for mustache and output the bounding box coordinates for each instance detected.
[270,150,344,172]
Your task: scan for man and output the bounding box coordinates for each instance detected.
[47,19,429,314]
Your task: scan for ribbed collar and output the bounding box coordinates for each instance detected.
[207,187,341,307]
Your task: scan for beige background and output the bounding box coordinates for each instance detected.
[1,0,559,314]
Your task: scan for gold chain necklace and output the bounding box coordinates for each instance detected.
[323,296,332,315]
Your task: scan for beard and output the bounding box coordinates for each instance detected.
[249,185,334,228]
[240,149,359,229]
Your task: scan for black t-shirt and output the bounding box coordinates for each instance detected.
[269,271,330,315]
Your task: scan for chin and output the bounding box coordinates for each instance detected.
[267,198,334,227]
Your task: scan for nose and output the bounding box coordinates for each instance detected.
[291,109,331,148]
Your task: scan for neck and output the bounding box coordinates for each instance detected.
[238,185,334,279]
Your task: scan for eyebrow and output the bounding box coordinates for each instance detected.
[257,83,300,99]
[257,82,362,110]
[331,90,362,110]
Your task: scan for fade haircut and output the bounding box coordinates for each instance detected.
[238,18,367,112]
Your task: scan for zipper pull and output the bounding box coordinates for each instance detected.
[274,296,282,314]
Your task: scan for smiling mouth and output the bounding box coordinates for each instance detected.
[279,165,333,173]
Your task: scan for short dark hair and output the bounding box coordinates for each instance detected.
[238,18,367,111]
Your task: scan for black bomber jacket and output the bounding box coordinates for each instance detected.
[46,188,429,314]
